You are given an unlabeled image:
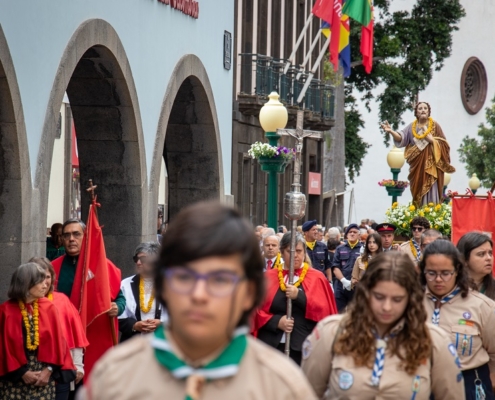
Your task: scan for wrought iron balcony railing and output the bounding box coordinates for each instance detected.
[238,53,335,120]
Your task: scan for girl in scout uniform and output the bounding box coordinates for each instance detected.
[457,232,495,300]
[420,239,495,400]
[351,232,382,287]
[81,202,317,400]
[302,251,464,400]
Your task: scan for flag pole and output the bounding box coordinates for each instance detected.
[283,14,314,74]
[86,179,118,346]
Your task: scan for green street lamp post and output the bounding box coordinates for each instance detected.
[258,92,289,229]
[385,146,406,205]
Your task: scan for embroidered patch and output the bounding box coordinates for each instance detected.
[302,340,312,360]
[458,319,475,327]
[457,372,463,382]
[462,312,471,320]
[339,371,354,390]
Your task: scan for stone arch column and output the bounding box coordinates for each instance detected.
[0,26,31,300]
[36,19,147,276]
[149,55,224,233]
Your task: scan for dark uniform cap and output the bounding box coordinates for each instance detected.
[302,220,318,232]
[345,223,359,236]
[376,223,398,233]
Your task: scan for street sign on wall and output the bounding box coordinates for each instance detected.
[308,172,321,195]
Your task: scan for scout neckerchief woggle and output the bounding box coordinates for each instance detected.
[151,325,248,400]
[429,287,461,325]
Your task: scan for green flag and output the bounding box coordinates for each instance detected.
[342,0,372,26]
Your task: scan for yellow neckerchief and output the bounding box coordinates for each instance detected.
[306,241,316,250]
[348,240,359,249]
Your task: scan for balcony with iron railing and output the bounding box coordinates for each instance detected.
[237,54,335,130]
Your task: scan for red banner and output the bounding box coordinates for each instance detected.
[451,195,495,244]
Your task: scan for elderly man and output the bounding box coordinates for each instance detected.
[331,223,363,312]
[420,229,443,253]
[52,219,126,317]
[376,223,400,251]
[262,235,280,271]
[302,220,331,281]
[46,222,66,261]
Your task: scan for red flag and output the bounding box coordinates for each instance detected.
[360,7,374,73]
[329,1,342,71]
[70,202,121,379]
[312,0,335,24]
[451,195,495,245]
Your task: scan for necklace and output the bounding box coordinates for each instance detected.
[19,300,39,351]
[272,253,282,270]
[277,262,309,291]
[140,276,155,313]
[412,117,434,140]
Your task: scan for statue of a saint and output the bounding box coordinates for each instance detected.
[381,102,455,206]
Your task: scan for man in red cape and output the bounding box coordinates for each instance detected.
[0,297,75,380]
[52,203,124,381]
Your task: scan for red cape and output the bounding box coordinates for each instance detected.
[0,298,75,377]
[253,267,337,334]
[50,292,89,349]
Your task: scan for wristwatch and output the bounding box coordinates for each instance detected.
[47,366,53,373]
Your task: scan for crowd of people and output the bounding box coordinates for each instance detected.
[1,202,495,399]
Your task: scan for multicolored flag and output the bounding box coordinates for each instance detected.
[321,13,351,77]
[342,0,372,26]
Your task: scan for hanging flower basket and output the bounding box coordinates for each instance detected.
[378,179,409,189]
[248,142,295,174]
[258,156,288,173]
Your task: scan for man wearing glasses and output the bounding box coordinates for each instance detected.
[400,216,431,265]
[52,218,126,318]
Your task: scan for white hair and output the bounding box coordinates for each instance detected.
[263,234,280,244]
[327,227,340,239]
[261,228,276,239]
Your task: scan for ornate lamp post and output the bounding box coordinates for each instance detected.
[385,146,406,205]
[258,92,289,229]
[468,173,481,195]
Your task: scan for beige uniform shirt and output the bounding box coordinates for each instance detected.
[301,315,465,400]
[400,240,419,263]
[82,334,317,400]
[424,288,495,372]
[351,256,367,284]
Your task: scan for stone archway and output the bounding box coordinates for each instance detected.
[0,26,30,300]
[36,20,146,277]
[149,55,223,227]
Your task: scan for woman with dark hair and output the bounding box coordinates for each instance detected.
[82,202,317,400]
[30,257,88,400]
[119,242,168,342]
[254,232,337,365]
[420,240,495,400]
[457,232,495,300]
[302,252,464,399]
[0,263,76,399]
[351,232,382,287]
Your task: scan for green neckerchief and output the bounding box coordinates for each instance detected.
[151,325,248,398]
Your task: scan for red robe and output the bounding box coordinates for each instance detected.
[253,267,337,335]
[0,298,75,377]
[50,292,89,349]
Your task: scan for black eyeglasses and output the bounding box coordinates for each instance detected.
[412,227,425,232]
[163,267,246,297]
[424,270,456,282]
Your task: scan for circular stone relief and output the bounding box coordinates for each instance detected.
[460,57,487,115]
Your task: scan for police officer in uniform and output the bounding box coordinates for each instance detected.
[331,223,363,313]
[302,220,332,282]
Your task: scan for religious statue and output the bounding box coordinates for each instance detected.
[381,102,455,206]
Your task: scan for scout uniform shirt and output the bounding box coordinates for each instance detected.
[423,288,495,371]
[82,331,317,400]
[400,240,420,263]
[301,314,465,400]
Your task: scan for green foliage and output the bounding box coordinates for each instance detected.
[458,97,495,188]
[347,0,465,143]
[344,91,370,183]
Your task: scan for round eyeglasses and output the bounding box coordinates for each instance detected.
[424,270,456,282]
[163,267,246,297]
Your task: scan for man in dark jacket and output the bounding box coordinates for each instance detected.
[302,220,332,281]
[331,223,363,312]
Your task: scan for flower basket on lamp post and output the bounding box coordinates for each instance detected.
[258,156,289,173]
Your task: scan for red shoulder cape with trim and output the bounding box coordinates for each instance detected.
[252,267,337,335]
[0,298,75,377]
[51,292,89,349]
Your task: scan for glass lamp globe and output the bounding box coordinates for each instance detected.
[387,146,406,169]
[259,92,288,133]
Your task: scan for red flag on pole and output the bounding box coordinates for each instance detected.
[329,0,343,71]
[451,195,495,245]
[70,201,121,380]
[312,0,335,25]
[360,6,374,73]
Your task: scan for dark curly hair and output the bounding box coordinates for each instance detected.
[414,102,431,119]
[409,216,431,231]
[335,252,431,375]
[418,239,470,298]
